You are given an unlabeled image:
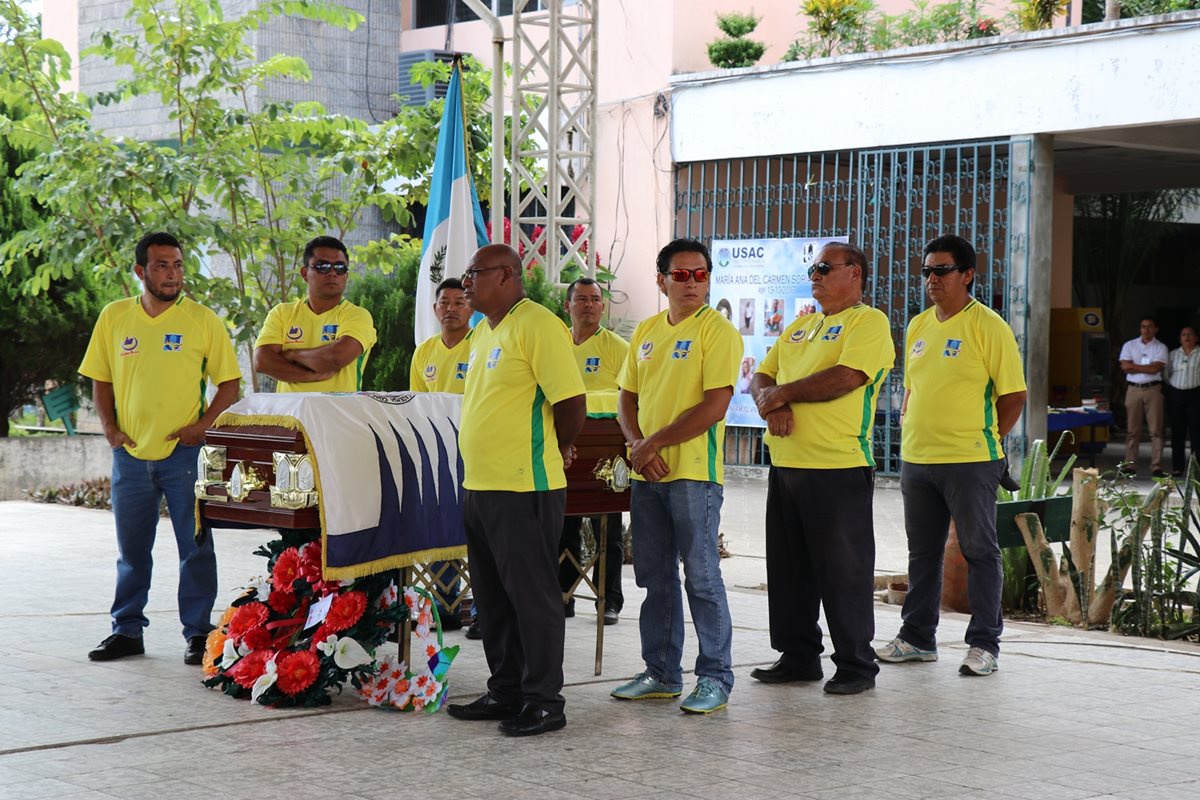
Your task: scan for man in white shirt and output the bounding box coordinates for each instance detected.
[1119,317,1169,478]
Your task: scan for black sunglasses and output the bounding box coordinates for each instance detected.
[310,261,349,276]
[807,261,849,278]
[921,264,964,278]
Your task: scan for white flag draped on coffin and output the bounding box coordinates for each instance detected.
[414,60,489,345]
[214,392,464,580]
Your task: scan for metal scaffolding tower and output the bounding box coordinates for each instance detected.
[510,0,598,281]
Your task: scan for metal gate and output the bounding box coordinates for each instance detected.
[674,138,1033,475]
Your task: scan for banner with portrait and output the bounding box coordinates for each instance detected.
[710,236,849,428]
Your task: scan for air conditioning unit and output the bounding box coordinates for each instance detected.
[397,50,461,107]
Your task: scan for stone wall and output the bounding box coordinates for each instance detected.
[0,435,112,501]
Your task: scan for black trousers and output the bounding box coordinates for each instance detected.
[463,489,566,713]
[558,513,625,612]
[1168,386,1200,473]
[764,466,878,679]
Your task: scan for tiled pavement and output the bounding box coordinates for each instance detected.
[4,468,1200,800]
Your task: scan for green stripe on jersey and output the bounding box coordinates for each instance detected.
[531,387,548,491]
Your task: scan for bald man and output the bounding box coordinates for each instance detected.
[446,244,586,737]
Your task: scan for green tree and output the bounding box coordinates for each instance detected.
[707,12,767,69]
[345,243,422,392]
[785,0,874,60]
[0,99,114,435]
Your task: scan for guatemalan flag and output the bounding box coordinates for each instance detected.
[415,60,489,345]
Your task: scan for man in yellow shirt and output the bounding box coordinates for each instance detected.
[446,244,585,737]
[559,277,630,626]
[253,236,377,392]
[409,277,472,632]
[610,239,742,714]
[876,234,1026,677]
[750,243,895,695]
[79,232,241,665]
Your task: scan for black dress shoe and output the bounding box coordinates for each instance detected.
[446,693,522,721]
[603,607,619,626]
[751,656,823,684]
[498,704,566,737]
[465,621,483,640]
[183,635,208,665]
[88,633,145,662]
[823,672,876,695]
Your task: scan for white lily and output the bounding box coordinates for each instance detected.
[220,637,243,669]
[316,635,339,657]
[250,657,278,703]
[332,636,374,670]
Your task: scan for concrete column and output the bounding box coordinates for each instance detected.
[1025,134,1055,446]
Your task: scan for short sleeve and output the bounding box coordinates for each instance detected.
[1153,342,1169,365]
[982,314,1026,396]
[408,343,425,392]
[205,313,243,385]
[837,310,895,379]
[526,312,585,405]
[340,305,377,352]
[701,315,743,391]
[1118,339,1135,363]
[78,307,114,383]
[756,339,780,380]
[902,321,918,389]
[255,305,286,348]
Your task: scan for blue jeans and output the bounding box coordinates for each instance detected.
[110,444,217,640]
[630,480,734,694]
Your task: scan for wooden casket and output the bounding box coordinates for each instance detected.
[195,424,318,531]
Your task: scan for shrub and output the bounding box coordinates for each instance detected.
[707,12,767,69]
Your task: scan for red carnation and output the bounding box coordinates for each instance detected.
[241,626,273,652]
[276,650,321,695]
[324,591,367,633]
[227,602,270,642]
[268,589,296,615]
[227,649,274,689]
[272,548,302,592]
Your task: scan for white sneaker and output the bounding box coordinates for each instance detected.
[959,647,998,676]
[875,637,938,663]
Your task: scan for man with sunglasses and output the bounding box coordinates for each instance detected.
[253,236,377,392]
[447,244,586,737]
[749,243,894,695]
[610,238,742,714]
[876,234,1026,678]
[559,277,630,626]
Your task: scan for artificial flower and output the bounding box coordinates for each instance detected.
[331,636,373,670]
[251,657,278,703]
[227,602,270,642]
[276,650,321,695]
[220,636,244,669]
[202,628,227,676]
[298,542,323,583]
[268,589,296,615]
[271,548,302,592]
[324,590,367,632]
[241,626,273,652]
[228,649,274,689]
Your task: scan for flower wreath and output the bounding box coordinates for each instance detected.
[202,529,458,710]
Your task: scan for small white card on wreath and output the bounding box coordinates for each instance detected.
[304,594,334,630]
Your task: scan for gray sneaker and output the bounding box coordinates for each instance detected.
[959,647,998,676]
[611,672,682,700]
[875,637,938,663]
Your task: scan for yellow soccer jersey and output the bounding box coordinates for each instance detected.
[410,332,473,394]
[902,300,1027,464]
[573,327,630,392]
[758,304,895,469]
[619,305,742,484]
[460,299,586,492]
[79,296,242,462]
[255,299,377,393]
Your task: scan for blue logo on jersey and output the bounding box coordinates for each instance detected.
[822,325,844,342]
[789,328,807,343]
[121,336,139,352]
[672,340,693,360]
[486,347,502,369]
[286,326,303,341]
[320,324,339,342]
[455,361,469,380]
[162,334,183,352]
[639,341,654,360]
[584,357,601,374]
[911,339,926,358]
[944,339,963,358]
[423,364,436,381]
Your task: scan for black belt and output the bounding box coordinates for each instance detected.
[1128,381,1162,388]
